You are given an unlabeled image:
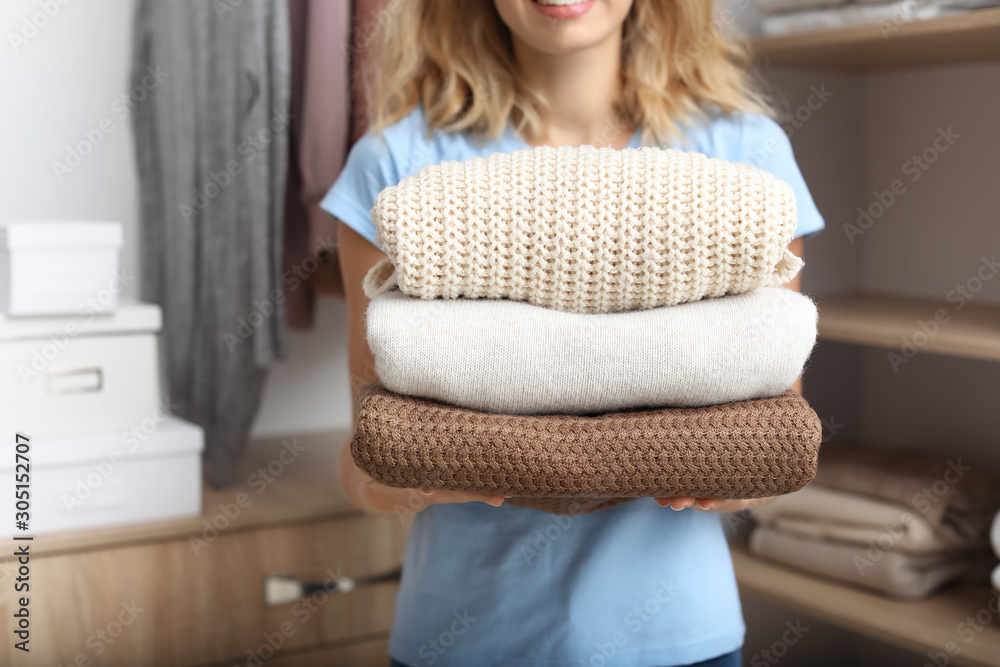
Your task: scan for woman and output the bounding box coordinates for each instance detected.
[321,1,823,665]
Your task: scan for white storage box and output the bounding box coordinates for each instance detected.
[0,300,162,437]
[0,221,124,315]
[0,417,203,536]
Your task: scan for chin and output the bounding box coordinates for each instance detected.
[494,0,634,55]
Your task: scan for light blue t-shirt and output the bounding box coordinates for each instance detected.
[321,106,824,667]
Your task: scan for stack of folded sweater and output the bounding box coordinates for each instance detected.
[352,145,824,514]
[751,447,1000,599]
[991,509,1000,592]
[759,0,1000,37]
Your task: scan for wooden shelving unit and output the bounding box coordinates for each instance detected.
[817,292,1000,362]
[753,8,1000,69]
[747,7,1000,664]
[732,542,1000,667]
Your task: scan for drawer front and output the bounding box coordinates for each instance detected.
[0,515,407,667]
[0,333,160,436]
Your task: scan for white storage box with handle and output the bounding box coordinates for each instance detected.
[0,221,124,315]
[0,300,162,437]
[0,417,203,536]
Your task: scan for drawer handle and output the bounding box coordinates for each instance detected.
[46,367,103,395]
[263,568,401,606]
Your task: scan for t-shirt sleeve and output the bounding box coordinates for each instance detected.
[739,115,825,240]
[320,132,401,248]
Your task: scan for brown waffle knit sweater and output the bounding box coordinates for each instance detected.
[352,383,822,513]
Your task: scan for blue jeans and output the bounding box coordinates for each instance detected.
[390,648,742,667]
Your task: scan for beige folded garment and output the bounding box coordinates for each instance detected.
[815,448,1000,545]
[366,145,801,314]
[749,526,974,600]
[754,484,967,552]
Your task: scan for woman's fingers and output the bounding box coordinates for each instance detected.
[654,496,696,510]
[418,488,505,507]
[654,497,737,511]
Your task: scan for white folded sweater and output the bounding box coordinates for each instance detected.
[992,510,1000,559]
[754,484,966,553]
[750,526,974,600]
[366,287,817,415]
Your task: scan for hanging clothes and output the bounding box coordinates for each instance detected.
[132,0,291,487]
[350,0,389,142]
[283,0,352,318]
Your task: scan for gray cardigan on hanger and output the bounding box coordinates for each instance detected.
[131,0,290,486]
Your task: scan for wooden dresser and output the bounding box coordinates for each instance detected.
[0,432,409,666]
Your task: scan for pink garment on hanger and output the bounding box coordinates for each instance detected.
[284,0,352,324]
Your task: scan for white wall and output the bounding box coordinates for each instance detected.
[0,0,354,438]
[1,0,140,290]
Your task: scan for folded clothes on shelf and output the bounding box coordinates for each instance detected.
[753,484,970,552]
[761,0,1000,37]
[814,448,1000,545]
[367,287,817,415]
[365,145,801,313]
[756,0,848,15]
[351,383,822,513]
[992,511,1000,559]
[749,526,978,599]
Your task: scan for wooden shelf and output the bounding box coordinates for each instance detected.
[6,430,358,558]
[732,541,1000,666]
[753,8,1000,69]
[816,292,1000,362]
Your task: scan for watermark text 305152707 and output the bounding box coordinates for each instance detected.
[13,432,32,653]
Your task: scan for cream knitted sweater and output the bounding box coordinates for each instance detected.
[365,145,802,313]
[366,287,818,414]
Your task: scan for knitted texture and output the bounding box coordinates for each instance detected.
[351,383,823,503]
[367,287,817,414]
[365,145,802,313]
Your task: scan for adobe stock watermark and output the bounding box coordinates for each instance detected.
[923,593,1000,667]
[521,507,588,566]
[51,65,169,182]
[56,600,145,667]
[188,438,307,555]
[416,610,478,665]
[843,126,960,244]
[579,579,681,667]
[7,0,73,54]
[853,459,970,574]
[340,0,405,58]
[178,107,292,223]
[887,254,998,372]
[60,401,178,513]
[221,234,335,352]
[17,269,135,386]
[877,0,937,39]
[742,86,833,170]
[749,620,810,667]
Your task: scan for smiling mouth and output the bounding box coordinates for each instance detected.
[531,0,597,20]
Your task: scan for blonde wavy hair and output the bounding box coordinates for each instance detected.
[366,0,770,146]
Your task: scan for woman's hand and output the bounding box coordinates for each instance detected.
[654,496,774,513]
